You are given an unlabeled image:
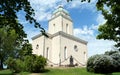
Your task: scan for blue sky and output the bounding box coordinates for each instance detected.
[18,0,115,57]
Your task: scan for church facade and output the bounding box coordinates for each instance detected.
[32,6,88,67]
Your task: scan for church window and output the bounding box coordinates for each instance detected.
[66,24,68,33]
[64,46,67,60]
[46,47,49,59]
[84,52,86,61]
[53,24,55,32]
[36,44,39,49]
[74,45,78,51]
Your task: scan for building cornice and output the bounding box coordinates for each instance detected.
[51,31,88,45]
[32,31,88,45]
[31,33,52,40]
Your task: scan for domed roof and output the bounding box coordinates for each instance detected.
[53,6,69,15]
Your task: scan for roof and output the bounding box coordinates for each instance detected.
[32,31,88,45]
[52,31,88,45]
[53,5,69,15]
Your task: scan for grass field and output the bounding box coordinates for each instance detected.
[0,68,120,75]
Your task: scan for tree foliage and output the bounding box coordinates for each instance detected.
[96,0,120,50]
[0,27,18,69]
[0,0,44,31]
[18,40,32,59]
[0,0,46,69]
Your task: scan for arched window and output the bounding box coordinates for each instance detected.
[84,52,86,61]
[64,46,67,60]
[74,45,78,51]
[66,24,68,33]
[53,24,55,33]
[36,44,39,49]
[46,47,49,59]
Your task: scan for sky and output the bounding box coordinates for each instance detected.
[18,0,115,57]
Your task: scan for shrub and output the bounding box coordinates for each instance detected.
[23,55,46,72]
[4,57,16,72]
[32,55,46,72]
[5,55,46,73]
[23,55,34,72]
[110,52,120,72]
[93,55,113,74]
[87,54,114,74]
[105,50,118,55]
[86,54,101,72]
[15,59,25,72]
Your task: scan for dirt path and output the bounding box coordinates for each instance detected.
[29,73,41,75]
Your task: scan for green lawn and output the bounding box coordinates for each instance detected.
[0,69,13,75]
[0,68,120,75]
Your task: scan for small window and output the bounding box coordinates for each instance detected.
[36,44,39,49]
[53,24,55,32]
[64,46,67,59]
[74,45,78,51]
[66,24,68,33]
[46,47,49,59]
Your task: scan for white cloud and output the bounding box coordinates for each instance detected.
[96,13,107,25]
[67,0,97,12]
[28,0,63,21]
[28,0,98,22]
[74,25,115,57]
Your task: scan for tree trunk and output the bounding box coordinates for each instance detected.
[0,59,3,70]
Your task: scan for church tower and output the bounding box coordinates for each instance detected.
[48,6,73,35]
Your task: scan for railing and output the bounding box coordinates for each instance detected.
[46,55,86,66]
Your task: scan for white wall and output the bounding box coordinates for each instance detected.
[60,36,87,66]
[32,36,44,56]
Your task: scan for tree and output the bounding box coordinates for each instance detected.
[96,0,120,50]
[0,27,18,69]
[0,0,46,69]
[0,0,45,32]
[18,40,32,59]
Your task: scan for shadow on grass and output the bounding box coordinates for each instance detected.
[104,73,112,75]
[39,69,50,73]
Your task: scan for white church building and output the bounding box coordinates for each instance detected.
[32,6,88,67]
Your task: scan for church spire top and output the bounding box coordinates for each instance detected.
[53,5,69,15]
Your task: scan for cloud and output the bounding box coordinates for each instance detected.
[74,24,115,57]
[96,13,107,25]
[28,0,63,21]
[67,0,97,12]
[27,0,97,22]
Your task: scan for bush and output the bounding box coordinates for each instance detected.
[105,50,118,55]
[110,52,120,72]
[15,59,25,72]
[5,55,46,73]
[86,54,101,72]
[24,55,34,72]
[4,57,16,72]
[87,50,120,74]
[93,55,113,74]
[24,55,46,72]
[32,55,46,72]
